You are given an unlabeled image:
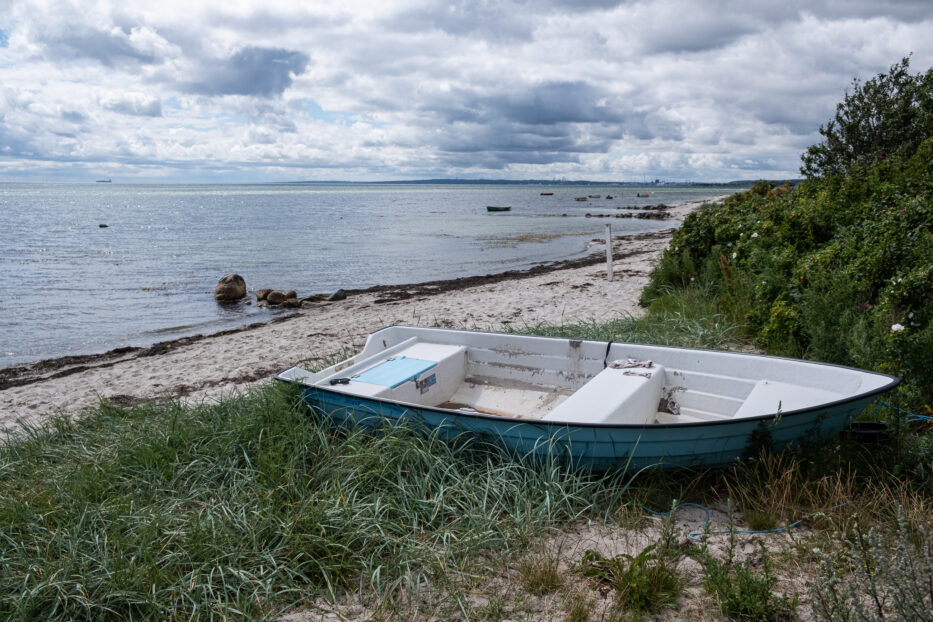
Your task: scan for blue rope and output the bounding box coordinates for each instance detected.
[631,500,856,542]
[874,400,933,423]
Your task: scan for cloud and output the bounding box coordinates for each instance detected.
[39,25,167,67]
[102,94,163,117]
[178,46,309,97]
[1,0,933,181]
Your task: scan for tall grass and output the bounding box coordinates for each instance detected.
[517,284,744,350]
[0,384,641,620]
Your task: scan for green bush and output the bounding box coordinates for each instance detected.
[801,56,933,179]
[696,539,797,621]
[642,136,933,413]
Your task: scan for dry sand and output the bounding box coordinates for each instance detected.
[1,200,710,434]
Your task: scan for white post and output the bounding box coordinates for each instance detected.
[605,223,613,281]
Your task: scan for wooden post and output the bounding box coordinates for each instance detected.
[605,223,613,281]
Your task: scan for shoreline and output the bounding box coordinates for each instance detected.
[0,229,672,390]
[0,198,717,433]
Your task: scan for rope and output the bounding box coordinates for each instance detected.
[631,500,856,542]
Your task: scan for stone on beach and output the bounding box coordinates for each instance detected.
[266,290,287,305]
[214,274,247,302]
[255,288,272,301]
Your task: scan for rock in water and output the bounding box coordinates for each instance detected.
[214,274,247,302]
[328,289,347,301]
[255,288,272,301]
[266,290,287,305]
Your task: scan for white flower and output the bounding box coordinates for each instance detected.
[751,232,759,238]
[727,242,732,247]
[908,312,914,319]
[891,323,905,332]
[732,252,737,259]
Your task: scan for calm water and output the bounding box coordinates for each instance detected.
[0,183,735,367]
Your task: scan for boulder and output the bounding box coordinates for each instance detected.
[255,288,272,301]
[266,290,287,305]
[284,290,297,299]
[214,274,247,302]
[327,289,347,301]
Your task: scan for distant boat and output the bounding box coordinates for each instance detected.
[486,206,511,212]
[276,326,899,470]
[588,194,601,198]
[606,195,614,200]
[96,179,112,183]
[637,193,650,198]
[540,192,554,196]
[575,197,588,202]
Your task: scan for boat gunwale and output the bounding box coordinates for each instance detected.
[275,326,900,430]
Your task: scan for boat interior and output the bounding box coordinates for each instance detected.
[278,328,887,426]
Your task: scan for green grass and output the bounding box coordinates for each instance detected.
[0,384,648,620]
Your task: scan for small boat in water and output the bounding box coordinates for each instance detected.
[637,192,650,197]
[486,205,511,212]
[276,327,898,470]
[588,194,601,198]
[575,197,588,202]
[540,192,554,196]
[96,179,112,183]
[606,195,614,200]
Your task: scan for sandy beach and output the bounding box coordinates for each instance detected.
[0,200,711,435]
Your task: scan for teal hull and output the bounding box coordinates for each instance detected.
[295,385,876,470]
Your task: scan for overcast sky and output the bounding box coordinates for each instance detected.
[1,1,932,183]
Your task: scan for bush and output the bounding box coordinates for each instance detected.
[801,56,933,178]
[696,539,797,621]
[811,507,933,621]
[643,136,933,414]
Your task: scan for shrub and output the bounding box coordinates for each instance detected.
[696,537,798,621]
[643,134,933,414]
[801,56,933,178]
[810,507,933,621]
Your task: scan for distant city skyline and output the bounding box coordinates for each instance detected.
[1,1,932,183]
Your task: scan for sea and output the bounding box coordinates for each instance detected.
[0,182,737,368]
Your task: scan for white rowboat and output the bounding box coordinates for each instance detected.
[276,327,898,469]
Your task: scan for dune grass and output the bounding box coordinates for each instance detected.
[0,382,650,620]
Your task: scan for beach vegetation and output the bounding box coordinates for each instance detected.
[801,56,933,179]
[576,505,685,614]
[641,135,933,421]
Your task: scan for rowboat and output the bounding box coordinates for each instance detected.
[637,192,650,197]
[540,192,554,196]
[486,205,511,212]
[275,327,898,470]
[575,197,588,202]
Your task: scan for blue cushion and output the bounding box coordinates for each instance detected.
[352,356,437,388]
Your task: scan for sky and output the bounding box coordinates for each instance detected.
[1,1,932,183]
